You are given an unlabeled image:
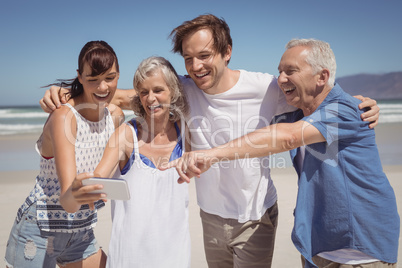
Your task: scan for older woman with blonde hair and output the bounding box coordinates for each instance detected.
[72,56,191,268]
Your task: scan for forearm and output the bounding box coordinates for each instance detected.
[164,124,297,182]
[163,121,324,183]
[50,109,81,213]
[94,163,118,178]
[93,148,120,178]
[60,187,81,213]
[208,124,296,162]
[94,124,129,178]
[112,89,136,110]
[208,121,325,162]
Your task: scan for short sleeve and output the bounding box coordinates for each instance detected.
[302,101,366,145]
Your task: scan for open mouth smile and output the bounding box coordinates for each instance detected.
[283,87,296,95]
[94,92,110,99]
[148,104,162,111]
[195,71,210,78]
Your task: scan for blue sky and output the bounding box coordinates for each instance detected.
[1,0,401,106]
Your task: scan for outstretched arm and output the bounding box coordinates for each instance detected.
[39,86,136,112]
[162,120,325,183]
[44,106,83,213]
[70,123,133,208]
[111,88,136,110]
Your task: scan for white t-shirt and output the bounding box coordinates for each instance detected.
[181,70,295,222]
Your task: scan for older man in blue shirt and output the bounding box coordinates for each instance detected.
[167,38,400,268]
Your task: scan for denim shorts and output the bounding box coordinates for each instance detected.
[5,202,100,268]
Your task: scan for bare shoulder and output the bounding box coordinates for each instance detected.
[46,104,74,125]
[40,106,73,155]
[42,104,77,150]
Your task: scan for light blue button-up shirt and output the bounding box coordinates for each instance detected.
[275,84,400,267]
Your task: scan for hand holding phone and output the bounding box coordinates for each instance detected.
[82,177,130,200]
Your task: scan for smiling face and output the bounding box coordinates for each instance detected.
[78,62,119,107]
[277,46,323,113]
[137,69,172,121]
[182,29,231,94]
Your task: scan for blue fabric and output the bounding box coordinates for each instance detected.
[275,84,400,267]
[5,203,100,267]
[121,119,183,174]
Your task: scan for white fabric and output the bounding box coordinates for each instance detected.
[106,121,190,268]
[318,249,380,265]
[181,70,295,223]
[25,103,114,232]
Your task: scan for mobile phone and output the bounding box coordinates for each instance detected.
[82,177,130,200]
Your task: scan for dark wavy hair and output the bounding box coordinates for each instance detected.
[44,40,119,99]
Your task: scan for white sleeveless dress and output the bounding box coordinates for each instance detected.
[106,120,191,268]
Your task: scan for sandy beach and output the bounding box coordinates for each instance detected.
[1,124,401,267]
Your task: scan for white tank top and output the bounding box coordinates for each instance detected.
[19,103,115,232]
[106,120,191,268]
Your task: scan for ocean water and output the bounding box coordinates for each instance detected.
[0,106,136,136]
[0,101,401,171]
[1,100,402,136]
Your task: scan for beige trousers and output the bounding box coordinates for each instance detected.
[200,201,279,268]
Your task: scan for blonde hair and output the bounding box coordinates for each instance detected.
[132,56,189,122]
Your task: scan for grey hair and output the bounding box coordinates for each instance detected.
[286,38,337,87]
[132,56,189,122]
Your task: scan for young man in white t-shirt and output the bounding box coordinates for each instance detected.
[39,15,380,268]
[164,38,399,268]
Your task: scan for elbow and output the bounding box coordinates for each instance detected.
[274,122,309,152]
[281,133,299,152]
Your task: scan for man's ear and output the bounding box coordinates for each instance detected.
[224,45,232,65]
[317,68,330,87]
